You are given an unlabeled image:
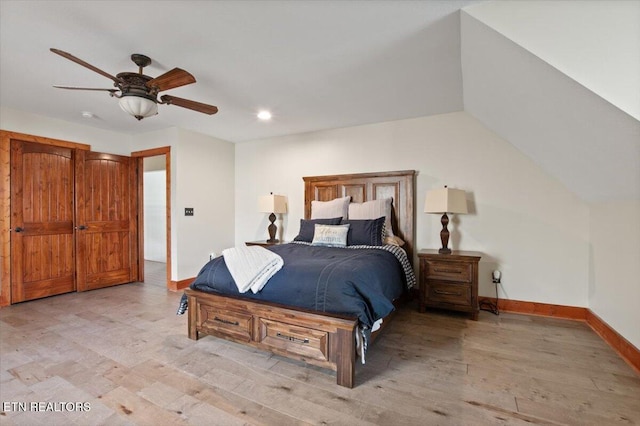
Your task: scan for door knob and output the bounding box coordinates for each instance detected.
[13,227,24,233]
[76,225,88,230]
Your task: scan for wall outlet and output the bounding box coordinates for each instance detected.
[185,207,194,216]
[209,252,216,260]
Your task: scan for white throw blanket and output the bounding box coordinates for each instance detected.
[222,245,284,294]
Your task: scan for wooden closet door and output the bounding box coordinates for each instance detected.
[10,141,75,302]
[75,150,138,291]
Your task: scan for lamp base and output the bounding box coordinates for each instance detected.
[438,213,452,254]
[267,213,278,243]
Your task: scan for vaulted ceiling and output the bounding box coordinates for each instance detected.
[1,1,638,202]
[462,1,640,202]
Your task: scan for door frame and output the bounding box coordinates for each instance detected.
[131,146,171,289]
[0,131,90,307]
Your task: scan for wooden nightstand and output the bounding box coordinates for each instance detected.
[418,249,482,320]
[245,240,287,247]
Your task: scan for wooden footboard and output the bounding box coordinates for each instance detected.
[185,288,358,388]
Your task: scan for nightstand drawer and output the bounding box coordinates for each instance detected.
[427,282,471,306]
[425,260,472,283]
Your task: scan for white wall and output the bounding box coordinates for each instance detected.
[143,169,167,262]
[173,128,235,280]
[235,111,590,307]
[589,201,640,349]
[0,106,133,152]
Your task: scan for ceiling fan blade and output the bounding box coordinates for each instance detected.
[53,85,119,94]
[160,95,218,115]
[50,48,121,85]
[147,68,196,92]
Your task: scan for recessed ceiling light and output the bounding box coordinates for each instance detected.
[257,110,272,121]
[81,111,94,119]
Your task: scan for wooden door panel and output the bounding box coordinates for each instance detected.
[22,234,74,282]
[76,150,138,291]
[10,141,75,302]
[85,231,131,283]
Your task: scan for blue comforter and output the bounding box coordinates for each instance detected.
[189,243,407,328]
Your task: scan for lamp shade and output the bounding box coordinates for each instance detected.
[424,187,468,214]
[119,95,158,120]
[258,194,287,214]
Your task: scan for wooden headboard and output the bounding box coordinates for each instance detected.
[303,170,416,265]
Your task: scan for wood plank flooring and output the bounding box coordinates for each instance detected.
[1,278,638,425]
[143,261,167,288]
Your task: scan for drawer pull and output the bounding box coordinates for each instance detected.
[433,268,462,274]
[276,332,309,344]
[434,289,462,296]
[213,316,239,326]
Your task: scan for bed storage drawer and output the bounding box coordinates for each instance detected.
[198,303,253,342]
[257,318,329,362]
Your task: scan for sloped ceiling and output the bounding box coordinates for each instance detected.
[464,1,640,121]
[461,2,640,202]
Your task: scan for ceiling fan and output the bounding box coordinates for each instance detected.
[50,48,218,120]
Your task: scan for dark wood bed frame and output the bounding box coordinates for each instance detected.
[186,170,416,387]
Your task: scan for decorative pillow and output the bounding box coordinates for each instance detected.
[311,224,350,247]
[311,196,350,220]
[341,217,385,246]
[293,217,343,242]
[348,197,394,237]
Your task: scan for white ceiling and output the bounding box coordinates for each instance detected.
[0,0,479,143]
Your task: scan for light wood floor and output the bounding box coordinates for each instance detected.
[143,260,168,288]
[1,278,638,425]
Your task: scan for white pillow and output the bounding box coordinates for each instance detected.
[311,224,350,247]
[311,196,350,220]
[348,197,394,237]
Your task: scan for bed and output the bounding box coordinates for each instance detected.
[183,170,416,387]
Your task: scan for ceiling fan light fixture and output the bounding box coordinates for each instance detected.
[51,49,218,119]
[118,94,158,120]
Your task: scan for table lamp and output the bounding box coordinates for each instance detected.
[424,186,468,254]
[258,193,287,243]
